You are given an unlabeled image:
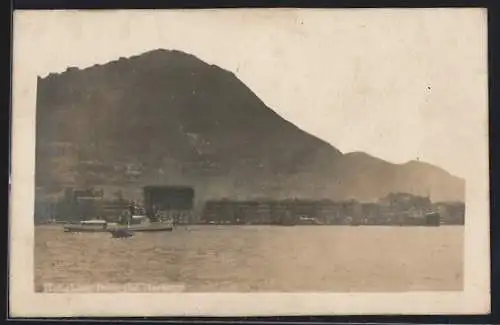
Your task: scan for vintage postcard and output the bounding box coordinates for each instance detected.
[10,8,490,317]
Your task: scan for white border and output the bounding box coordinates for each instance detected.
[9,8,490,317]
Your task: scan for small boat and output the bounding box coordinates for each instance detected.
[109,229,134,238]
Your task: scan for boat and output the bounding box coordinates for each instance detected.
[109,228,134,238]
[63,220,110,232]
[62,186,186,233]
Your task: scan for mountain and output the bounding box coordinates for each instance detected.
[35,49,465,204]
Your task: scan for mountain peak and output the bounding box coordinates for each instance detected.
[41,48,221,80]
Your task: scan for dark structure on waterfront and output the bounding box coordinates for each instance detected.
[143,186,195,224]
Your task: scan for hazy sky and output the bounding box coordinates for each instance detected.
[14,9,488,178]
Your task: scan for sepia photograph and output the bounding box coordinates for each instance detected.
[9,8,490,317]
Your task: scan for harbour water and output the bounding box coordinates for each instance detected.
[35,225,464,292]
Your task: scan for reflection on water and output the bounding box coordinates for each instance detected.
[35,225,464,292]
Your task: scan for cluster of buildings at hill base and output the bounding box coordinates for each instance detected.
[34,186,465,226]
[200,194,463,226]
